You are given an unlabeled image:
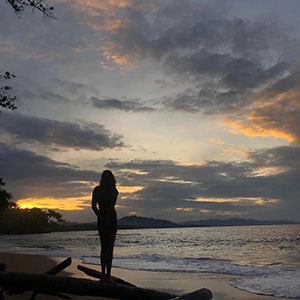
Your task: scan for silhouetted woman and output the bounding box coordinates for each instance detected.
[92,170,118,282]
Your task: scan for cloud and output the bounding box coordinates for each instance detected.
[13,77,100,108]
[88,1,297,72]
[153,79,175,89]
[223,69,300,144]
[18,83,71,104]
[59,0,300,145]
[2,0,299,118]
[209,138,225,145]
[91,96,155,112]
[63,0,300,149]
[224,102,300,143]
[0,113,124,151]
[64,0,296,118]
[2,142,299,221]
[165,52,287,89]
[0,1,98,64]
[51,78,89,95]
[160,86,254,114]
[0,142,99,200]
[247,146,300,171]
[267,70,300,94]
[1,0,300,223]
[106,149,300,221]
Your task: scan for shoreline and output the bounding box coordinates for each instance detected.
[0,252,297,300]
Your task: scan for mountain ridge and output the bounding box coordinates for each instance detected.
[36,216,300,233]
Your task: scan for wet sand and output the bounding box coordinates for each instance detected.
[0,252,295,300]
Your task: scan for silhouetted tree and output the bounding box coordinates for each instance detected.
[4,0,55,18]
[0,206,66,234]
[0,179,66,233]
[47,209,65,224]
[0,71,17,112]
[1,0,56,112]
[0,178,16,212]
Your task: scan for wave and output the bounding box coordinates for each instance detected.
[3,245,299,298]
[2,227,300,299]
[82,254,300,298]
[229,271,300,299]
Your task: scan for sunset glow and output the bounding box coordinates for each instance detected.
[1,0,299,222]
[2,2,300,297]
[17,196,91,210]
[223,118,295,142]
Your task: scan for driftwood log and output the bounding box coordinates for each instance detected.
[171,289,212,300]
[0,271,212,300]
[0,285,4,300]
[30,257,72,300]
[77,264,136,286]
[45,257,72,275]
[77,265,212,299]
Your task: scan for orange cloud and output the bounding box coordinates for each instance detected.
[198,209,241,216]
[128,211,137,215]
[199,209,212,213]
[119,169,148,175]
[221,147,249,158]
[101,64,115,71]
[209,138,225,145]
[223,116,295,142]
[179,162,201,167]
[58,4,143,43]
[117,185,144,193]
[176,207,193,212]
[193,197,280,205]
[58,0,135,17]
[57,0,154,69]
[252,167,285,176]
[99,39,143,69]
[223,89,300,143]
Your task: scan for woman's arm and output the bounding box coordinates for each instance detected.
[91,188,100,217]
[112,189,118,208]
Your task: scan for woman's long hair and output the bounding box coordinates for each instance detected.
[100,170,116,189]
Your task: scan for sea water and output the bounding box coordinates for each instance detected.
[1,225,300,298]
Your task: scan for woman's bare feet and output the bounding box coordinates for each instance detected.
[104,276,116,284]
[100,273,106,283]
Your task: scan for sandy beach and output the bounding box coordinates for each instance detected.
[0,252,295,300]
[0,252,112,300]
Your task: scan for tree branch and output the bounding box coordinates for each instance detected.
[4,0,56,19]
[0,71,17,112]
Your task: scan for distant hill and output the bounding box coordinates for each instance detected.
[35,216,300,233]
[118,215,178,229]
[180,218,300,227]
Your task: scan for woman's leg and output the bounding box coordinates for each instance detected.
[100,233,107,280]
[106,231,116,279]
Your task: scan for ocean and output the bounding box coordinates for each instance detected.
[1,225,300,298]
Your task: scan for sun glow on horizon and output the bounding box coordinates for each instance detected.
[17,185,143,211]
[17,196,91,211]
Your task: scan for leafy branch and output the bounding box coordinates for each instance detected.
[4,0,56,18]
[0,70,17,112]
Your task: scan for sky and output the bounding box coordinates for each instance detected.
[1,0,300,222]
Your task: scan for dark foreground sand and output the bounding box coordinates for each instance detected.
[0,253,294,300]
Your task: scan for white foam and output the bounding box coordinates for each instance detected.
[85,255,300,299]
[2,228,300,299]
[230,270,300,298]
